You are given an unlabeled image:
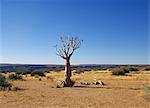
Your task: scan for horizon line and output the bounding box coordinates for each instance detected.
[0,63,149,65]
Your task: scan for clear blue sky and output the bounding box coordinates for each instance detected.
[0,0,149,64]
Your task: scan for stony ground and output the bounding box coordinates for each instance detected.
[0,71,150,108]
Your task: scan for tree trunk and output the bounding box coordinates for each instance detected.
[64,58,74,87]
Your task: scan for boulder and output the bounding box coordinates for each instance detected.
[80,81,90,85]
[93,80,104,85]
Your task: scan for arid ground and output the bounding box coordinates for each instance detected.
[0,71,150,108]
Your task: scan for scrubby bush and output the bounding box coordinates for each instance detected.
[31,70,45,77]
[54,70,62,72]
[15,71,23,75]
[126,66,139,72]
[99,68,107,71]
[112,68,127,75]
[0,71,7,74]
[144,67,150,71]
[122,68,130,73]
[43,69,50,73]
[15,69,33,75]
[92,68,99,71]
[73,69,84,74]
[83,68,92,71]
[8,74,22,80]
[0,74,11,89]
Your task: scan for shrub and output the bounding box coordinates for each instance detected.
[73,69,84,74]
[0,74,11,89]
[0,71,7,74]
[92,68,99,71]
[144,67,150,71]
[122,68,130,73]
[82,68,92,71]
[15,69,33,75]
[43,69,50,73]
[54,70,62,72]
[8,74,22,80]
[31,70,45,77]
[15,71,23,75]
[126,66,139,71]
[112,68,126,75]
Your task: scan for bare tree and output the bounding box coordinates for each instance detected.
[55,36,82,87]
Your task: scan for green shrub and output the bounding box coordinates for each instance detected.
[81,68,92,71]
[31,70,45,77]
[15,71,23,75]
[126,66,139,71]
[15,69,33,75]
[0,74,11,89]
[43,69,50,73]
[8,74,22,80]
[112,68,126,75]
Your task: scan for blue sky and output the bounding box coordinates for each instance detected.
[0,0,149,64]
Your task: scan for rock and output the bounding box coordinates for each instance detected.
[93,80,104,85]
[92,82,98,85]
[80,81,90,85]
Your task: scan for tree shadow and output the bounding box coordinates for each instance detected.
[73,85,103,88]
[73,86,142,90]
[95,86,142,90]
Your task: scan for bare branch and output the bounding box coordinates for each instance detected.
[54,36,82,59]
[54,44,66,59]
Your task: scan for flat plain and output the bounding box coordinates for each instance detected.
[0,71,150,108]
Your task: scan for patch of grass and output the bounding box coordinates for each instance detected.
[145,85,150,94]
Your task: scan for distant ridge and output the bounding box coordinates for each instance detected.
[0,63,149,66]
[0,63,149,71]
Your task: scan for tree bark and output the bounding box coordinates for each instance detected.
[64,58,74,87]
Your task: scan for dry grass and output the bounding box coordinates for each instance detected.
[0,71,150,108]
[72,71,150,81]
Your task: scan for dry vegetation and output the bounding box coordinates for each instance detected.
[0,71,150,108]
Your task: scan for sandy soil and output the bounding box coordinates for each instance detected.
[0,71,150,108]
